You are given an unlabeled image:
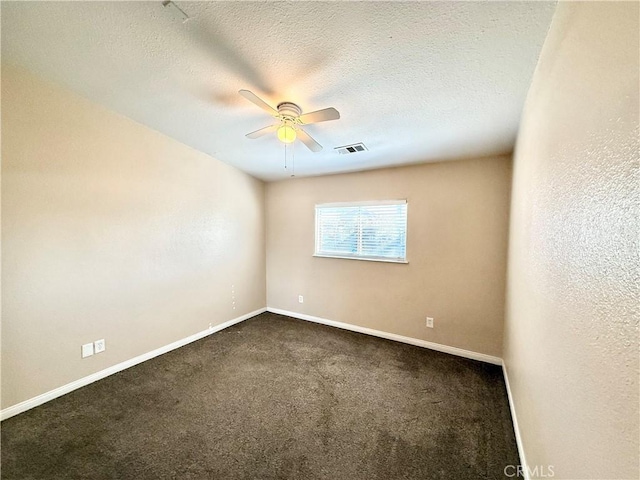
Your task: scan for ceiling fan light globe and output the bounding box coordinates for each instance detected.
[277,125,296,144]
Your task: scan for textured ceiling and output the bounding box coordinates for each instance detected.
[1,1,556,181]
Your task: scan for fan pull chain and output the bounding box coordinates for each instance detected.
[291,139,296,177]
[284,142,288,171]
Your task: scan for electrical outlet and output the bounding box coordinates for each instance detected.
[298,295,304,303]
[94,339,106,354]
[209,322,214,330]
[81,343,94,358]
[426,317,434,328]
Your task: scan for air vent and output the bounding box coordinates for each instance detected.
[335,143,368,155]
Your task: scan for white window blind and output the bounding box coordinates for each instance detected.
[315,200,408,263]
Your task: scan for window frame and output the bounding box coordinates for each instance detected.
[313,199,408,264]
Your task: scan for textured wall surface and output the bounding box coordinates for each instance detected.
[1,65,266,409]
[266,157,511,357]
[503,2,639,479]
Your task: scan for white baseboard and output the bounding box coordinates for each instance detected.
[0,308,267,421]
[502,360,529,480]
[266,307,502,365]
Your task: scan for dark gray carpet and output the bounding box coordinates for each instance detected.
[1,312,519,479]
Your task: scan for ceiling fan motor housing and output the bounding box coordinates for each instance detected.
[277,102,302,120]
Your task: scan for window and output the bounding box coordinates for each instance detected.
[314,200,408,263]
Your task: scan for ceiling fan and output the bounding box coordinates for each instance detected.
[239,89,340,152]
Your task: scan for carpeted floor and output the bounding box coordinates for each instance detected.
[1,312,519,479]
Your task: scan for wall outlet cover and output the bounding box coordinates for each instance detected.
[81,343,94,358]
[426,317,434,328]
[94,339,106,354]
[298,295,304,303]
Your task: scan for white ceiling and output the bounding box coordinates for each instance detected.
[1,1,556,181]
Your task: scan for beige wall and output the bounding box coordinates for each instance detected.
[503,2,639,479]
[266,157,511,357]
[1,65,266,409]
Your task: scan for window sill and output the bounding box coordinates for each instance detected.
[313,254,409,264]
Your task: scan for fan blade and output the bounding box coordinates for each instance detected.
[297,128,323,152]
[298,107,340,125]
[246,124,279,139]
[239,89,278,116]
